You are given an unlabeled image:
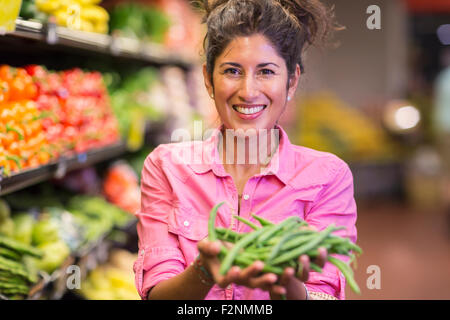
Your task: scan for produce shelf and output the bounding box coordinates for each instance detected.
[0,141,128,196]
[3,18,196,69]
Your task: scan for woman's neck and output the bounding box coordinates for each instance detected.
[218,126,280,173]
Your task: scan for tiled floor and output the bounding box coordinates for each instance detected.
[345,200,450,300]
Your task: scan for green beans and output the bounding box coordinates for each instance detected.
[233,215,260,230]
[258,216,301,244]
[219,228,266,275]
[251,214,274,227]
[270,225,337,265]
[328,256,361,295]
[216,227,245,242]
[266,232,299,263]
[206,203,363,294]
[0,234,43,258]
[208,202,225,242]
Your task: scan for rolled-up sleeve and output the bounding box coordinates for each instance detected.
[304,160,358,300]
[133,150,186,300]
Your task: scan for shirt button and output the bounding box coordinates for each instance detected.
[141,250,145,255]
[227,285,232,290]
[183,220,190,227]
[243,194,250,200]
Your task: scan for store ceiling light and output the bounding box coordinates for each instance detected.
[383,100,421,134]
[394,106,421,130]
[437,24,450,45]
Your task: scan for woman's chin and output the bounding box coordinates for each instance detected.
[225,121,275,133]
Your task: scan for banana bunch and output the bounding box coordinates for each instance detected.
[35,0,109,34]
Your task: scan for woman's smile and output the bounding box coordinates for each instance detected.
[232,104,267,119]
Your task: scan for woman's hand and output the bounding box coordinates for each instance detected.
[197,239,287,295]
[197,239,328,297]
[270,246,328,300]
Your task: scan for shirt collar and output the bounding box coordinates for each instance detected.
[187,124,294,185]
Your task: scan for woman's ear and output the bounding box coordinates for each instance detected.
[287,64,301,100]
[203,63,214,98]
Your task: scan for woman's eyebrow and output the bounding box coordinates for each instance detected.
[219,62,280,68]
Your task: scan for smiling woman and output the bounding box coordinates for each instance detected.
[134,0,357,301]
[205,34,298,133]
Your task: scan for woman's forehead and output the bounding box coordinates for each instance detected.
[217,34,285,66]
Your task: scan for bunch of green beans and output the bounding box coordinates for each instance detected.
[208,202,362,295]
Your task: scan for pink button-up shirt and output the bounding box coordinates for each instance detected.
[134,125,358,300]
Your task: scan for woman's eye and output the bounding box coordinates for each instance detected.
[224,68,241,75]
[259,69,275,75]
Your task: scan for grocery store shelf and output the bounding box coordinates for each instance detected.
[0,141,128,196]
[6,19,196,68]
[27,219,137,300]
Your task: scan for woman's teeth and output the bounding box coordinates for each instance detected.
[233,105,266,115]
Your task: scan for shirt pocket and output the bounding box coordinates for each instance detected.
[167,203,208,241]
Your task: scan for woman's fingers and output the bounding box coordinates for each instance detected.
[239,261,264,282]
[197,239,221,257]
[279,267,296,287]
[269,284,287,296]
[297,255,310,282]
[314,247,328,268]
[248,272,278,289]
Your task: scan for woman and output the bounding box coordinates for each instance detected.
[134,0,357,300]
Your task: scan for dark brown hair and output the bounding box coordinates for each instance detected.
[192,0,341,83]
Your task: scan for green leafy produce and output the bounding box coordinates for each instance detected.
[19,0,48,22]
[0,199,11,223]
[67,195,134,245]
[208,203,363,295]
[34,240,70,274]
[108,3,171,43]
[44,207,84,252]
[32,215,60,246]
[0,218,14,237]
[12,213,35,245]
[108,67,164,141]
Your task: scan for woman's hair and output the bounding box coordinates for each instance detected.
[192,0,342,82]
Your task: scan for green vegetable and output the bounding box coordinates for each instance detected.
[12,214,35,245]
[215,227,244,243]
[0,199,11,223]
[219,228,266,275]
[0,256,33,282]
[207,203,363,294]
[0,218,14,237]
[0,234,43,258]
[233,215,260,230]
[270,225,337,265]
[251,214,274,227]
[328,255,361,294]
[258,216,302,244]
[34,240,70,274]
[32,216,60,246]
[208,202,225,242]
[0,247,21,261]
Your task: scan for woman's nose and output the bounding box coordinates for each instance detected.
[238,75,259,101]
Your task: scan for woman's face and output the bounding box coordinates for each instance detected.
[203,33,300,132]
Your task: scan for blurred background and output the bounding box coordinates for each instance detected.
[0,0,449,300]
